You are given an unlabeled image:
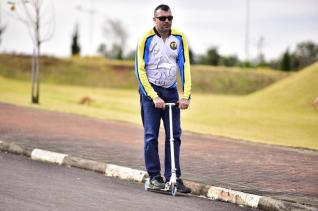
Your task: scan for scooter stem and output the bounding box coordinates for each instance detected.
[166,103,177,184]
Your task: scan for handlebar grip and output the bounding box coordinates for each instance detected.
[165,102,179,107]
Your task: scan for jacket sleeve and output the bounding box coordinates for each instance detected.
[177,32,192,100]
[135,36,158,100]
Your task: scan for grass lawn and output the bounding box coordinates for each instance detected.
[0,62,317,150]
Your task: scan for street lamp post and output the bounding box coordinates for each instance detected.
[245,0,250,64]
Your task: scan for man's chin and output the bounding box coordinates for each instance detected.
[163,27,171,32]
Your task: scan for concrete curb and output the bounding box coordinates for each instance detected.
[0,140,317,211]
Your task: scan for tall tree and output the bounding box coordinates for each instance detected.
[280,49,291,71]
[71,23,81,56]
[7,0,55,104]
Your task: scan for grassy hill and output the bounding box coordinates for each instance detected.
[185,62,318,149]
[248,62,318,111]
[0,54,289,95]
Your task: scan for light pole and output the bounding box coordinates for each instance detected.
[245,0,250,64]
[257,36,266,64]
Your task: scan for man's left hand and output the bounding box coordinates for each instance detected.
[178,98,190,110]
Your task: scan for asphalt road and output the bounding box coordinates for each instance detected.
[0,152,259,211]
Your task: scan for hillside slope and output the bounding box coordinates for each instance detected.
[0,54,288,95]
[185,63,318,149]
[247,62,318,112]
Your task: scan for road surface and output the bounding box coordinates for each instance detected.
[0,152,259,211]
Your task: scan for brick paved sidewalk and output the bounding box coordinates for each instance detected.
[0,103,317,207]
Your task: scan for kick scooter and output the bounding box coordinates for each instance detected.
[144,103,178,196]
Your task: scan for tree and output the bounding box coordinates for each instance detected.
[110,43,123,60]
[293,41,318,69]
[0,2,6,46]
[220,55,239,67]
[71,23,81,56]
[7,0,55,104]
[280,49,291,71]
[97,43,107,57]
[0,25,5,46]
[274,41,318,71]
[206,47,220,65]
[102,18,128,59]
[199,47,220,66]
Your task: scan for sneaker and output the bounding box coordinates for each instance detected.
[150,176,166,189]
[176,178,191,193]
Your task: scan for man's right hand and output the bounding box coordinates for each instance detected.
[153,97,165,109]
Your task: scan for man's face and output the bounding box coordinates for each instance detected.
[153,9,173,34]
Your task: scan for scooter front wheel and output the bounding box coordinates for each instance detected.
[171,185,177,196]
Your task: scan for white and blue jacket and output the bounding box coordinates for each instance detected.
[135,27,191,100]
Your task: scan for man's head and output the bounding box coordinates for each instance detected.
[153,4,173,35]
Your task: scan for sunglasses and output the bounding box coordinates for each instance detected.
[156,16,173,21]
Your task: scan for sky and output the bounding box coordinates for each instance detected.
[0,0,317,61]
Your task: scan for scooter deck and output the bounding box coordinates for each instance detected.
[145,186,190,196]
[146,187,173,193]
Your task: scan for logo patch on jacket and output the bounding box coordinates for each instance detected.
[170,41,177,50]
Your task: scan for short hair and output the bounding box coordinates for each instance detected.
[154,4,170,15]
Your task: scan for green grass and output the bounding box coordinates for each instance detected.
[0,77,141,123]
[0,54,289,95]
[191,65,289,95]
[0,62,317,149]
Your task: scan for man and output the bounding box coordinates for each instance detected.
[135,4,191,193]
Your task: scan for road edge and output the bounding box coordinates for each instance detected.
[0,140,316,211]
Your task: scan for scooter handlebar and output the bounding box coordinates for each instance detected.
[165,102,179,107]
